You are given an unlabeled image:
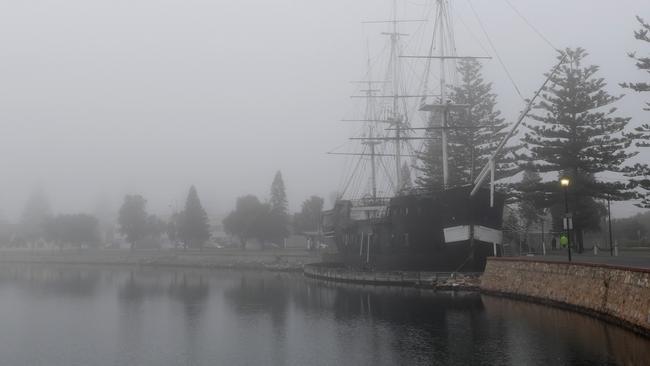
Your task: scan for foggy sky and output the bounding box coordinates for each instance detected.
[0,0,648,220]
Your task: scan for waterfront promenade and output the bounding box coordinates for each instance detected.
[514,249,650,269]
[0,247,321,271]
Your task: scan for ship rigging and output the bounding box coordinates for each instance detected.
[322,0,563,271]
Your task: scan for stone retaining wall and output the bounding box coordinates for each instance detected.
[481,257,650,335]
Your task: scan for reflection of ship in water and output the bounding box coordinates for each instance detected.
[323,0,506,272]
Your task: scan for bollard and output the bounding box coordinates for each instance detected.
[614,241,619,257]
[594,245,598,255]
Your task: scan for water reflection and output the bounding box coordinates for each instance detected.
[0,264,645,366]
[482,295,650,366]
[296,280,499,365]
[0,264,101,297]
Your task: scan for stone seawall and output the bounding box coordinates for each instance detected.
[481,258,650,335]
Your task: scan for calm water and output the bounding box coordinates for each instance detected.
[0,264,647,366]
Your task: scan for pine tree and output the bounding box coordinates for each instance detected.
[502,205,524,252]
[269,171,288,214]
[20,189,52,246]
[268,171,289,246]
[179,186,211,250]
[294,196,324,232]
[621,16,650,102]
[515,170,550,252]
[622,16,650,207]
[224,195,259,249]
[399,162,413,192]
[118,194,148,250]
[522,47,637,251]
[166,212,180,248]
[416,59,516,191]
[517,170,544,230]
[415,124,444,191]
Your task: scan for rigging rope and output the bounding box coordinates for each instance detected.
[421,6,441,102]
[339,150,367,199]
[455,6,491,58]
[503,0,559,52]
[378,156,396,193]
[466,0,525,101]
[444,0,459,86]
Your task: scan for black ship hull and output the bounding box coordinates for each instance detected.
[323,186,504,272]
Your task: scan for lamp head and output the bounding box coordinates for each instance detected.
[560,178,570,187]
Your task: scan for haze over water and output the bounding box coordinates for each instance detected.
[0,264,647,366]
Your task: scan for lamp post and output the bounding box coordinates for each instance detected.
[560,177,571,262]
[607,195,613,256]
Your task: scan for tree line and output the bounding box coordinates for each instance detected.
[0,171,325,251]
[221,172,324,250]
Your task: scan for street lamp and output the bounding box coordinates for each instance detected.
[560,177,572,262]
[607,195,613,256]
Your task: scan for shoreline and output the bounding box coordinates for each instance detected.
[479,288,650,338]
[303,263,481,291]
[304,260,650,339]
[481,257,650,338]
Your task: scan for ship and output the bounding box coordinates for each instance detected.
[322,0,562,272]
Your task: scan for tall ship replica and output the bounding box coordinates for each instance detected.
[322,0,558,271]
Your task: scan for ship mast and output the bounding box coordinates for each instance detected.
[362,53,380,200]
[406,0,492,190]
[334,67,385,200]
[390,0,402,191]
[334,1,432,199]
[381,0,419,194]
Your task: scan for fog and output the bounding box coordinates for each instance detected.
[0,0,647,220]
